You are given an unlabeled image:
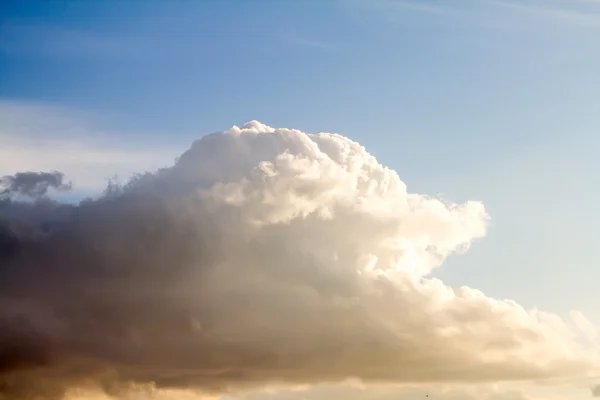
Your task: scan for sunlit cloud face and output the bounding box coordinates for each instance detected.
[0,121,599,399]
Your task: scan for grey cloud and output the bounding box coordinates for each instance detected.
[0,171,71,199]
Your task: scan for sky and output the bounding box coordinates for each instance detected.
[1,0,600,399]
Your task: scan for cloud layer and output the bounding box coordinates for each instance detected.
[0,121,598,399]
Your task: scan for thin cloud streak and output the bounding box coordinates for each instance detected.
[372,0,456,16]
[0,24,136,58]
[349,0,600,30]
[284,34,332,50]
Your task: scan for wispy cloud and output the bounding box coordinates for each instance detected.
[0,100,183,194]
[283,33,335,51]
[345,0,600,30]
[354,0,462,22]
[489,0,600,26]
[372,0,456,16]
[0,23,134,58]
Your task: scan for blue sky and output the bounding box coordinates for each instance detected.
[2,1,600,398]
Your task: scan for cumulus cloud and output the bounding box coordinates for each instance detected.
[0,121,598,399]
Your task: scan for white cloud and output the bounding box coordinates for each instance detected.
[1,120,598,399]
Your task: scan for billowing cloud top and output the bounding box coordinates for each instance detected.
[0,122,598,399]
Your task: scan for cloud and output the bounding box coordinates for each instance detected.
[348,0,600,33]
[0,121,598,399]
[284,34,332,50]
[0,100,182,194]
[369,0,456,16]
[0,171,71,200]
[0,23,140,58]
[231,383,539,400]
[489,0,600,26]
